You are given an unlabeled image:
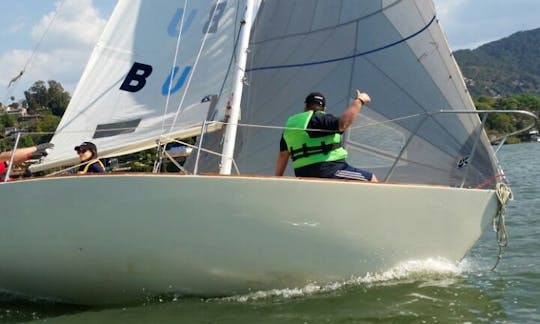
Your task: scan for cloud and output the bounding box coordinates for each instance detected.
[1,0,107,101]
[6,21,26,34]
[0,48,85,101]
[31,0,106,49]
[434,0,540,50]
[432,0,471,46]
[433,0,469,24]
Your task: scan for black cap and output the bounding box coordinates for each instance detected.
[304,92,326,107]
[74,141,97,154]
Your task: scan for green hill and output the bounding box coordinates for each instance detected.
[453,27,540,97]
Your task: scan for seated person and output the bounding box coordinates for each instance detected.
[74,141,105,174]
[275,90,377,182]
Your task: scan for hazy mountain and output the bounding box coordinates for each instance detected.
[453,27,540,97]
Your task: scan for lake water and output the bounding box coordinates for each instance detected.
[1,143,539,323]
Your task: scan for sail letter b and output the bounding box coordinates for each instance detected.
[120,62,153,92]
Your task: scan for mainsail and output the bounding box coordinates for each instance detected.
[0,0,516,305]
[32,0,244,171]
[193,0,499,188]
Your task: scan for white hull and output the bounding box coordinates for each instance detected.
[0,175,497,305]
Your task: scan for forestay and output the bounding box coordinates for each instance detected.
[32,0,243,171]
[193,0,498,189]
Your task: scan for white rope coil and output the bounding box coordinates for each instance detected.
[491,182,513,271]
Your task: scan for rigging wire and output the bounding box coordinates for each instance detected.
[154,0,229,172]
[154,0,226,173]
[154,0,246,172]
[154,0,190,173]
[168,0,225,133]
[4,0,66,102]
[160,0,189,135]
[216,1,243,105]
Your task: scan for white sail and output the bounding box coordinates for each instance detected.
[0,0,517,305]
[32,0,242,171]
[196,0,498,189]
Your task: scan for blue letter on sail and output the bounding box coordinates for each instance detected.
[203,2,227,34]
[167,8,197,37]
[120,62,153,93]
[162,66,192,95]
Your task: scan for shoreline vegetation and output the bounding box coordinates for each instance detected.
[2,80,539,144]
[1,80,539,178]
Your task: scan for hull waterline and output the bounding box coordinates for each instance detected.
[0,174,497,305]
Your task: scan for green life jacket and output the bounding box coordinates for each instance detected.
[283,111,347,168]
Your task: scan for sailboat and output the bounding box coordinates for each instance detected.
[0,0,535,305]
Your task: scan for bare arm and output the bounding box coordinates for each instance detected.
[339,90,371,132]
[0,147,37,163]
[0,143,53,164]
[275,150,290,176]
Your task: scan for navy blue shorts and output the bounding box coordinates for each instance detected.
[333,165,374,181]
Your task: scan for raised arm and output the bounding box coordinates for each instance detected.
[339,89,371,132]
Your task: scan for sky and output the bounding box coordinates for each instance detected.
[1,0,539,103]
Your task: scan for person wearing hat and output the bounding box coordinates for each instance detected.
[275,90,377,182]
[74,141,105,174]
[1,143,54,181]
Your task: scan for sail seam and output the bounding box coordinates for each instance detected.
[246,15,436,72]
[249,0,404,46]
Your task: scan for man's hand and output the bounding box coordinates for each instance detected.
[30,143,54,159]
[355,89,371,105]
[35,143,54,151]
[29,151,48,159]
[339,89,371,132]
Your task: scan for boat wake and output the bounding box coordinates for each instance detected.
[221,257,463,302]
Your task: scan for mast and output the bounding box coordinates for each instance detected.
[219,0,255,175]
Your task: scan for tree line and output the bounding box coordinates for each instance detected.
[474,93,540,143]
[453,27,540,97]
[0,80,70,151]
[1,80,539,151]
[0,80,157,172]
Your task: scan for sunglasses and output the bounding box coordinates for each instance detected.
[77,149,88,154]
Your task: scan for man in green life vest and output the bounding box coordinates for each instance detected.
[275,90,377,182]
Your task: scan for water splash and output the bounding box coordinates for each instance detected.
[221,257,462,302]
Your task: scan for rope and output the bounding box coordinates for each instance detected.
[491,182,513,271]
[5,0,65,94]
[155,0,190,173]
[160,0,189,134]
[168,0,225,132]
